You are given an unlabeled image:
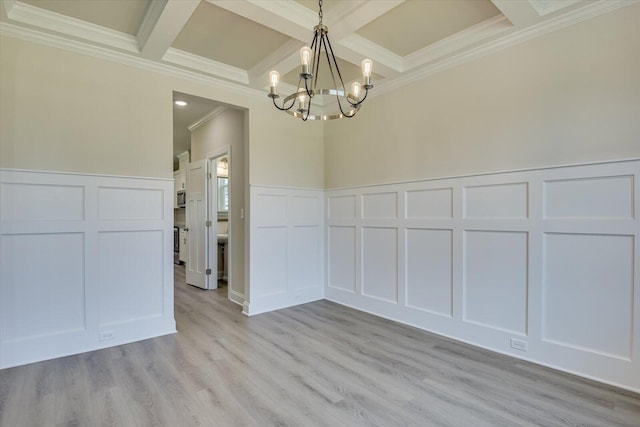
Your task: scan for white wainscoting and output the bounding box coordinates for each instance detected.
[0,169,175,369]
[325,159,640,392]
[246,186,324,315]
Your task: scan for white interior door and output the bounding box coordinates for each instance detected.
[186,159,209,289]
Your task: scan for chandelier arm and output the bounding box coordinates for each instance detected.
[319,36,357,118]
[311,31,322,95]
[271,96,296,111]
[323,31,348,94]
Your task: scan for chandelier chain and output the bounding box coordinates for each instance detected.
[318,0,323,25]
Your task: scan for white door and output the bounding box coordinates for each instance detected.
[186,159,209,289]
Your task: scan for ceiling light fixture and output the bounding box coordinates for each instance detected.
[267,0,373,121]
[174,100,187,106]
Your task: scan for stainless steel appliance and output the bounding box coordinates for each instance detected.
[177,190,186,208]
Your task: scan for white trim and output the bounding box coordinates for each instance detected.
[0,22,264,101]
[5,0,139,53]
[229,289,245,307]
[403,15,512,71]
[188,106,229,132]
[1,0,636,104]
[162,48,249,85]
[326,158,640,191]
[373,0,637,98]
[0,167,174,181]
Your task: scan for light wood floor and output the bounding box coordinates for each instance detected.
[1,266,639,426]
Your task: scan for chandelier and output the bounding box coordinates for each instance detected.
[267,0,373,121]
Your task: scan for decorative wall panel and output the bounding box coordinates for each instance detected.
[328,226,356,292]
[405,228,453,316]
[328,195,356,220]
[1,232,85,341]
[405,188,453,219]
[362,227,398,303]
[362,192,397,219]
[248,187,324,315]
[463,230,528,335]
[464,182,528,219]
[0,169,175,369]
[0,182,84,221]
[325,159,640,392]
[544,176,633,219]
[99,230,164,325]
[98,187,163,220]
[543,233,633,359]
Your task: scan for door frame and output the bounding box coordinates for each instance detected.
[206,146,232,297]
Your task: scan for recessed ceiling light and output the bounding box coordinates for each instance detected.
[174,100,187,106]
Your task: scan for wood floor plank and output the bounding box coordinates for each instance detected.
[1,264,638,427]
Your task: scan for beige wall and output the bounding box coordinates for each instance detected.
[324,4,640,189]
[190,108,246,298]
[0,35,325,188]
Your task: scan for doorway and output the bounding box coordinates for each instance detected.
[172,91,246,306]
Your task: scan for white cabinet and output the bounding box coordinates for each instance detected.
[179,227,187,263]
[174,151,190,209]
[173,170,180,209]
[177,151,189,190]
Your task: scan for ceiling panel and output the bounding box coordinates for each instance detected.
[172,1,293,70]
[21,0,152,35]
[357,0,502,56]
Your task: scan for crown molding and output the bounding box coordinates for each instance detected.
[5,0,138,53]
[0,21,264,101]
[162,48,249,85]
[403,14,512,71]
[373,0,637,99]
[1,0,636,115]
[188,106,229,132]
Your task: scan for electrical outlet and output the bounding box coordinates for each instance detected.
[510,338,528,352]
[100,331,114,341]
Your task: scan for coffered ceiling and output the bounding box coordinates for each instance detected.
[0,0,634,103]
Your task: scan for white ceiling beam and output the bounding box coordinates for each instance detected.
[208,0,314,42]
[327,0,404,40]
[491,0,541,27]
[247,39,303,87]
[137,0,199,60]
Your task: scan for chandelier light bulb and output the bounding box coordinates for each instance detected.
[268,70,280,97]
[361,59,373,77]
[300,47,312,66]
[351,81,362,100]
[269,70,280,87]
[297,90,309,112]
[300,46,312,77]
